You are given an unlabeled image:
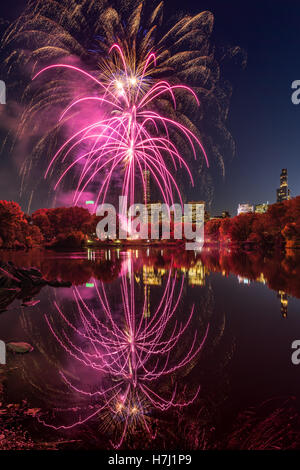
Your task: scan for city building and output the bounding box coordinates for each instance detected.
[276,168,291,203]
[182,201,205,224]
[238,275,251,285]
[133,203,149,223]
[237,203,254,215]
[210,211,231,220]
[255,203,269,214]
[143,169,150,205]
[147,202,165,222]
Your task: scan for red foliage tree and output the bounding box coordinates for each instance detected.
[0,201,43,249]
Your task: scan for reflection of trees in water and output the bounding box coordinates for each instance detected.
[222,398,300,450]
[0,250,123,285]
[163,397,300,450]
[3,247,300,448]
[1,248,207,285]
[3,247,300,299]
[201,248,300,300]
[17,257,227,449]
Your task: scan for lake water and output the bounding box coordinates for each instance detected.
[1,247,300,449]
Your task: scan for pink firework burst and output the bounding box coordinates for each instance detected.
[39,264,209,448]
[33,45,208,208]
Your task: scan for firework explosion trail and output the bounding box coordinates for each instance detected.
[1,0,243,208]
[39,264,209,448]
[33,45,208,208]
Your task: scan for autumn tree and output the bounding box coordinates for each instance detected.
[0,201,43,249]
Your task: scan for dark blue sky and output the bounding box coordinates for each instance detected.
[184,0,300,216]
[1,0,300,215]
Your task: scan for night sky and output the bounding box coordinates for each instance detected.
[1,0,300,216]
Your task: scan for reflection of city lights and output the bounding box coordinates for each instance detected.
[87,250,95,261]
[143,266,162,285]
[278,290,288,318]
[188,261,206,286]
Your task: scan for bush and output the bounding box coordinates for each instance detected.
[46,231,86,250]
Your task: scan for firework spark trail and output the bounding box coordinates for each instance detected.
[33,45,208,208]
[2,1,242,209]
[39,262,209,448]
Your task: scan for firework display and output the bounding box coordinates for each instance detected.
[1,0,236,207]
[33,45,208,207]
[3,0,299,458]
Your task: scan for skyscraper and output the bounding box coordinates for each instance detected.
[186,201,205,224]
[276,169,291,203]
[255,203,269,214]
[144,169,150,206]
[237,203,254,215]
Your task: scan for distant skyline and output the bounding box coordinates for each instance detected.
[201,0,300,215]
[1,0,300,215]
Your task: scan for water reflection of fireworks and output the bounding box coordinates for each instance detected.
[39,266,209,448]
